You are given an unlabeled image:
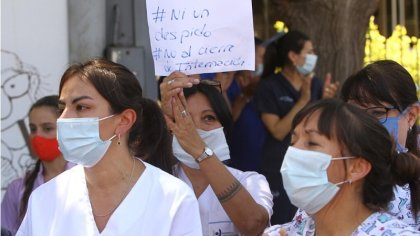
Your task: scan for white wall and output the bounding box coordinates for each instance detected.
[1,0,69,198]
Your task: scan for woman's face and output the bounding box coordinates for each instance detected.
[294,40,315,67]
[186,92,222,131]
[29,106,58,139]
[291,111,347,183]
[58,76,116,140]
[349,100,410,146]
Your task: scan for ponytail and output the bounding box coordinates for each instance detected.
[391,150,420,221]
[261,30,310,79]
[18,160,41,223]
[406,125,420,157]
[134,98,175,174]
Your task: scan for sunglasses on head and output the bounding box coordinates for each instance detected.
[199,79,222,93]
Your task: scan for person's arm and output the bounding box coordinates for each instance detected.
[321,73,339,99]
[214,72,235,111]
[1,179,23,234]
[261,76,312,141]
[165,95,269,235]
[231,94,250,121]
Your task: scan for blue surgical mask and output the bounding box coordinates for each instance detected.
[281,146,354,214]
[379,113,408,153]
[296,54,318,76]
[57,115,116,167]
[172,127,230,169]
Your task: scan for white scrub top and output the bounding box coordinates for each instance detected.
[175,164,273,236]
[264,211,419,236]
[17,161,202,236]
[388,184,420,230]
[289,184,420,232]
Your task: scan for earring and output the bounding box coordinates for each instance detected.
[118,134,121,145]
[409,126,413,131]
[348,179,352,185]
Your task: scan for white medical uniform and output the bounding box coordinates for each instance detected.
[289,184,420,232]
[17,161,202,236]
[388,184,420,231]
[175,164,273,236]
[264,212,419,236]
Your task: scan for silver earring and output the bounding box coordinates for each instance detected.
[118,134,121,145]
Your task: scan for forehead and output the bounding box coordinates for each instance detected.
[302,41,313,51]
[186,93,212,110]
[29,106,57,123]
[297,111,320,131]
[59,76,102,102]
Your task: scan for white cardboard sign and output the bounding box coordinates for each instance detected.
[146,0,255,76]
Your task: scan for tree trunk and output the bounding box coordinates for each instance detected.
[270,0,379,83]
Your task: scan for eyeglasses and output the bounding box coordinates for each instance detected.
[199,79,222,93]
[363,106,399,123]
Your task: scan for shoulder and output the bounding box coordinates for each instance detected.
[354,212,418,235]
[144,162,194,197]
[29,165,83,200]
[5,177,25,192]
[226,166,273,214]
[226,166,268,183]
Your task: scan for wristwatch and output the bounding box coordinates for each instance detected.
[195,147,214,163]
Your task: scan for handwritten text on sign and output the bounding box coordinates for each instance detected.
[146,0,254,76]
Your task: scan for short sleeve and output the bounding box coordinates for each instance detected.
[1,178,24,234]
[237,171,273,218]
[254,79,279,115]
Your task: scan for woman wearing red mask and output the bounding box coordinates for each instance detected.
[1,95,74,235]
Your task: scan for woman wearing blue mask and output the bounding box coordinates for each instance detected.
[254,30,339,224]
[263,99,420,235]
[17,59,202,235]
[160,72,273,235]
[340,60,420,230]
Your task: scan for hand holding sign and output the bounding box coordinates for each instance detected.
[146,0,254,76]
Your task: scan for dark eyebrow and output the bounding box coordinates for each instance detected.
[304,129,320,135]
[58,96,93,105]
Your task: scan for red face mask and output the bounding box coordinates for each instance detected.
[30,136,61,161]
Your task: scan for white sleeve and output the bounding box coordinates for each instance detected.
[169,191,203,236]
[240,172,273,218]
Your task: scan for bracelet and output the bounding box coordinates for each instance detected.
[216,179,242,203]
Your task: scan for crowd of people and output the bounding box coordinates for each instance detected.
[1,29,420,236]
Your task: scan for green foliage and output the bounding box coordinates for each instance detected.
[365,16,420,96]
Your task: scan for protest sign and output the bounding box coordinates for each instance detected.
[146,0,254,76]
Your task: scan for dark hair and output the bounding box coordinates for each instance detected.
[19,95,59,222]
[341,60,419,157]
[183,82,233,137]
[136,98,175,173]
[262,30,310,78]
[292,99,420,217]
[58,58,174,173]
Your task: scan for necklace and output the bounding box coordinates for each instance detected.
[93,157,136,217]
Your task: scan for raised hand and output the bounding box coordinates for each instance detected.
[160,71,199,119]
[322,72,339,99]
